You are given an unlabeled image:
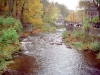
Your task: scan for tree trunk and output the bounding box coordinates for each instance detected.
[8,0,15,16]
[98,10,100,21]
[98,6,100,21]
[16,0,18,19]
[20,1,25,24]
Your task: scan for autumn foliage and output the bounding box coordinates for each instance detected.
[0,0,43,28]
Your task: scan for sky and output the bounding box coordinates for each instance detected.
[49,0,79,10]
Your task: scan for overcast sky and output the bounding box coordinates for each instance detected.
[49,0,79,10]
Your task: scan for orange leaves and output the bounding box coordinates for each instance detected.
[31,28,41,34]
[21,32,30,37]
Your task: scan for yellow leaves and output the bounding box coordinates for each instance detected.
[29,8,35,15]
[44,3,60,22]
[29,16,43,27]
[22,0,43,28]
[66,11,78,22]
[4,6,9,12]
[1,43,20,55]
[45,3,53,13]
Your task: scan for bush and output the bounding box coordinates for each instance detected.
[0,17,4,25]
[2,17,23,35]
[0,16,23,72]
[62,31,68,39]
[41,23,56,32]
[73,30,83,39]
[0,28,19,44]
[92,16,99,23]
[74,42,84,50]
[0,59,13,71]
[97,52,100,59]
[89,41,100,52]
[3,17,16,26]
[82,18,90,32]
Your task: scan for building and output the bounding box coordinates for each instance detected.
[85,5,98,20]
[55,14,64,26]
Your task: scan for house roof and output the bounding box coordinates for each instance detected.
[85,5,97,11]
[58,14,64,19]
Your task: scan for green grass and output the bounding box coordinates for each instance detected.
[89,41,100,52]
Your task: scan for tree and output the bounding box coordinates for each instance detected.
[93,0,100,20]
[76,10,84,22]
[40,0,49,10]
[0,0,43,28]
[0,0,23,19]
[78,0,92,9]
[55,2,69,18]
[66,10,77,22]
[42,2,60,23]
[21,0,43,28]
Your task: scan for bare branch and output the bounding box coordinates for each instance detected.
[93,0,98,7]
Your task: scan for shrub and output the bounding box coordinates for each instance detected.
[74,42,84,50]
[0,59,13,71]
[0,16,22,72]
[3,17,16,26]
[89,41,100,52]
[72,30,83,39]
[97,52,100,59]
[62,31,68,39]
[41,23,56,32]
[13,20,23,35]
[2,17,23,35]
[82,18,90,32]
[0,17,4,25]
[92,16,99,23]
[0,28,18,44]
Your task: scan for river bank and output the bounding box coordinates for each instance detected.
[2,28,100,75]
[62,26,100,59]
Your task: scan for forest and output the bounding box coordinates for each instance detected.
[0,0,69,74]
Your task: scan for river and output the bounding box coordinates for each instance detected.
[3,28,100,75]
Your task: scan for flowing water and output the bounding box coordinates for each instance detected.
[3,29,100,75]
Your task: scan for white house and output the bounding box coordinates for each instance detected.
[55,14,64,26]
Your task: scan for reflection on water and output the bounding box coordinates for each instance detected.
[4,29,100,75]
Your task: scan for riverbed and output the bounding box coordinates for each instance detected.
[3,28,100,75]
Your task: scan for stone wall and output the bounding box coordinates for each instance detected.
[89,28,100,36]
[23,24,33,32]
[66,26,100,36]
